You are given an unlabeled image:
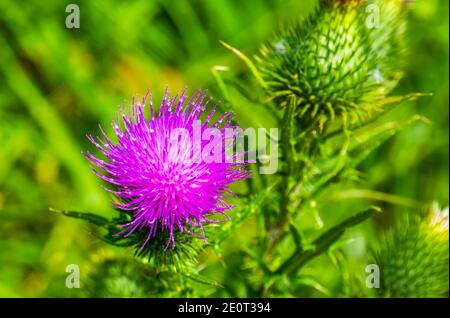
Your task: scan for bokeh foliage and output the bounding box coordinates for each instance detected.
[0,0,448,297]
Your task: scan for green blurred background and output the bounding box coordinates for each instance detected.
[0,0,448,297]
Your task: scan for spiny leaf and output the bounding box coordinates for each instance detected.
[289,223,303,252]
[294,276,331,297]
[51,208,110,227]
[211,183,277,245]
[56,208,204,272]
[277,207,379,275]
[181,271,224,288]
[325,189,426,209]
[220,40,267,89]
[312,206,380,251]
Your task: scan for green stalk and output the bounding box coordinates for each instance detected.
[276,207,379,276]
[269,95,296,249]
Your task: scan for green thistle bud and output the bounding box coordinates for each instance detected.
[103,213,204,272]
[374,203,449,297]
[131,228,204,271]
[257,0,407,126]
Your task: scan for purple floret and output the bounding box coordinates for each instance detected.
[84,88,250,250]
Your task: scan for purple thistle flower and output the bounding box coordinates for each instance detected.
[84,88,250,250]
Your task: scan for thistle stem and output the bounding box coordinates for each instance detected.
[269,96,296,249]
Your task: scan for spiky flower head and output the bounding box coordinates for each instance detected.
[257,0,407,126]
[374,203,449,297]
[85,88,249,251]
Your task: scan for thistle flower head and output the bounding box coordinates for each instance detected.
[85,88,249,251]
[257,0,407,125]
[374,203,449,297]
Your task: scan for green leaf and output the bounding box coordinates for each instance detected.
[312,206,380,251]
[325,189,426,209]
[289,223,303,252]
[51,208,110,227]
[220,40,267,89]
[295,276,331,297]
[277,207,379,276]
[181,271,224,288]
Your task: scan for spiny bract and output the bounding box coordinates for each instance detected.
[84,88,249,251]
[257,0,406,126]
[374,203,449,297]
